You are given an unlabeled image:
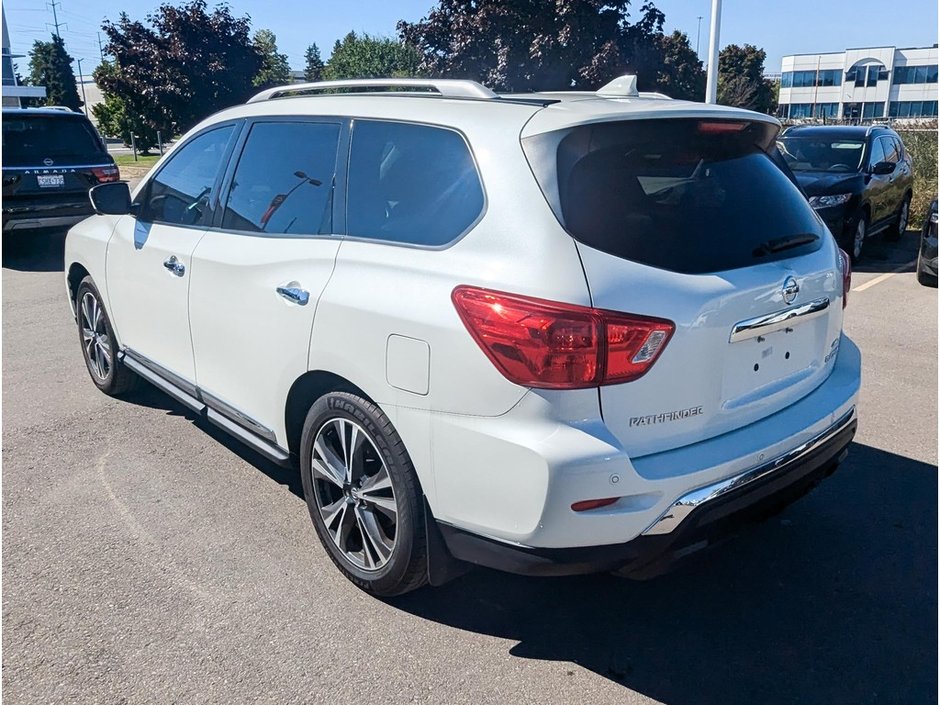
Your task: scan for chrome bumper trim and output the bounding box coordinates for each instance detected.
[729,297,830,343]
[642,407,856,536]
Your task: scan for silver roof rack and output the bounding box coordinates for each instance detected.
[248,78,497,103]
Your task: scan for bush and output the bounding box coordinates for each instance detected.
[896,120,938,226]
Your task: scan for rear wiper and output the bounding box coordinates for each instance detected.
[752,233,818,257]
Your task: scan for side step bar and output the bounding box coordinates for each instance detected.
[120,353,291,466]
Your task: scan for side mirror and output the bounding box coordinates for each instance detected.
[89,182,132,215]
[871,161,896,176]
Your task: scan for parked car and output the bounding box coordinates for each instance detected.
[917,199,938,286]
[65,77,860,596]
[2,107,120,234]
[777,125,914,262]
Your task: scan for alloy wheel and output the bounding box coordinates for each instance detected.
[80,291,111,380]
[310,417,398,571]
[898,201,910,234]
[853,219,866,260]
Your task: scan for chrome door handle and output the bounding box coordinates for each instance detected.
[276,284,309,306]
[163,256,185,277]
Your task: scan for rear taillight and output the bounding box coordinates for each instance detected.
[838,249,851,308]
[91,165,120,183]
[451,286,674,389]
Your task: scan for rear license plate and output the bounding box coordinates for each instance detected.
[37,174,64,188]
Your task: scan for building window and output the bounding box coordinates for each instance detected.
[889,101,939,118]
[862,102,884,119]
[787,103,815,119]
[814,103,840,118]
[850,63,887,87]
[893,64,939,84]
[783,69,842,88]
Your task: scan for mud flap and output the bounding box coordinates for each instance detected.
[424,499,472,587]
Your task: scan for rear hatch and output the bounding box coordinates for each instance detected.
[523,115,846,458]
[2,112,117,204]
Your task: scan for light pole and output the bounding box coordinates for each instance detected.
[76,58,88,117]
[705,0,722,104]
[696,16,703,58]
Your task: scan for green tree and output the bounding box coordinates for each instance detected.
[717,43,775,113]
[98,0,263,142]
[649,30,705,101]
[91,61,161,151]
[323,32,422,80]
[304,42,324,81]
[28,34,82,111]
[253,28,291,88]
[398,0,672,92]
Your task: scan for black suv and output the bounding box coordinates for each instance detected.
[2,108,119,234]
[778,125,914,261]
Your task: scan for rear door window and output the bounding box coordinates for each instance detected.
[2,114,104,166]
[221,121,340,235]
[523,119,825,274]
[346,120,484,246]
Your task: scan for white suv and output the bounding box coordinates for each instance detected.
[66,77,860,596]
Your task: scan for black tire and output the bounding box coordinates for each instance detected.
[75,276,138,396]
[300,392,428,596]
[885,194,911,241]
[844,213,868,264]
[917,252,938,287]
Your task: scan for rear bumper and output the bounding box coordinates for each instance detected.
[439,407,856,577]
[3,196,94,231]
[3,213,90,231]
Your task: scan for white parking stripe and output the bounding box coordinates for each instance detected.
[852,261,916,292]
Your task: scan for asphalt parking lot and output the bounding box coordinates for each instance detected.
[2,228,936,704]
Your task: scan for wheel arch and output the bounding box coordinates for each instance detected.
[67,262,90,313]
[284,370,374,460]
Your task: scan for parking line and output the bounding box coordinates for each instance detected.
[852,261,916,292]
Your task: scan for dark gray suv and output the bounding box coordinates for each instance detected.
[778,125,914,262]
[2,107,119,234]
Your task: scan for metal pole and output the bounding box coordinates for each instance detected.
[705,0,722,104]
[76,58,88,117]
[696,16,703,58]
[131,133,137,161]
[158,131,163,155]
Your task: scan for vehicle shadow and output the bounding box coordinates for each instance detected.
[116,383,304,498]
[854,227,921,273]
[117,379,936,703]
[1,229,67,272]
[386,442,937,705]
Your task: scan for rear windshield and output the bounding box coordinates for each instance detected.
[522,119,825,274]
[2,114,104,166]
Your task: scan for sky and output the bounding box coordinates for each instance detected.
[4,0,938,79]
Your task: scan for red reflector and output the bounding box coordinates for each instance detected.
[91,166,120,183]
[697,121,748,134]
[838,248,851,308]
[451,286,674,389]
[571,497,619,512]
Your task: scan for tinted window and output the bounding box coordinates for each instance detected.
[346,120,484,246]
[868,137,886,167]
[222,122,339,235]
[880,137,899,164]
[2,115,103,165]
[143,125,235,227]
[523,119,824,275]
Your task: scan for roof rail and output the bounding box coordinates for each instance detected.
[248,78,497,103]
